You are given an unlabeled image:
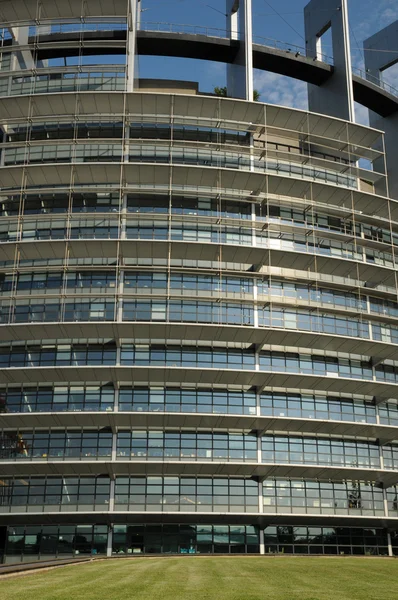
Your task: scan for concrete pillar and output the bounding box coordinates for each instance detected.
[114,386,120,412]
[364,21,398,200]
[4,26,35,97]
[379,440,385,470]
[9,26,35,71]
[116,341,122,366]
[253,272,259,328]
[304,0,354,122]
[127,0,141,92]
[107,479,115,557]
[257,436,262,465]
[387,531,393,557]
[259,529,265,555]
[251,202,257,250]
[111,432,117,462]
[258,478,265,555]
[226,0,253,100]
[383,486,389,517]
[121,193,128,239]
[117,269,124,323]
[256,388,261,417]
[109,479,115,513]
[255,349,260,371]
[107,525,113,557]
[375,401,380,425]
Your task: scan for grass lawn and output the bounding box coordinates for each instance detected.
[1,556,398,600]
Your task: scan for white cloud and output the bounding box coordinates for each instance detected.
[254,70,308,110]
[382,62,398,94]
[349,0,398,69]
[379,0,398,26]
[354,102,369,126]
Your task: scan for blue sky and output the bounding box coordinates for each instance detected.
[138,0,398,123]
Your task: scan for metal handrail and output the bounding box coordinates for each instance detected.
[140,20,333,65]
[2,19,396,99]
[352,65,398,99]
[140,21,398,99]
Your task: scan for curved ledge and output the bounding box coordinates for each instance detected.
[0,25,396,116]
[0,238,395,287]
[136,31,331,86]
[0,92,383,161]
[138,32,398,117]
[0,0,128,23]
[1,289,398,327]
[1,410,397,443]
[0,365,396,403]
[0,321,397,362]
[29,29,331,86]
[0,162,392,222]
[0,509,397,529]
[0,212,396,254]
[1,261,396,304]
[136,31,398,117]
[1,459,397,486]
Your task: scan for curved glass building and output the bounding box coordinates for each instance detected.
[1,0,398,561]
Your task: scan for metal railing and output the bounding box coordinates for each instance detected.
[140,22,398,99]
[140,21,230,39]
[1,19,397,100]
[352,65,398,99]
[140,21,333,65]
[37,20,128,35]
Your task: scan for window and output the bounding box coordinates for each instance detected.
[114,476,258,513]
[262,436,380,469]
[116,431,257,461]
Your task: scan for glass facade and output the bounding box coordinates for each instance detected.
[0,477,110,513]
[1,476,398,519]
[261,436,380,468]
[112,524,259,555]
[0,430,113,460]
[2,297,398,344]
[0,385,115,413]
[116,432,258,461]
[263,526,389,556]
[114,477,259,512]
[262,480,385,515]
[2,525,108,564]
[0,1,397,564]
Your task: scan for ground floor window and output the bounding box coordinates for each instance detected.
[264,526,389,556]
[1,523,397,563]
[2,525,107,564]
[112,524,259,555]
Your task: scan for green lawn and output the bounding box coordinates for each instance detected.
[1,557,398,600]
